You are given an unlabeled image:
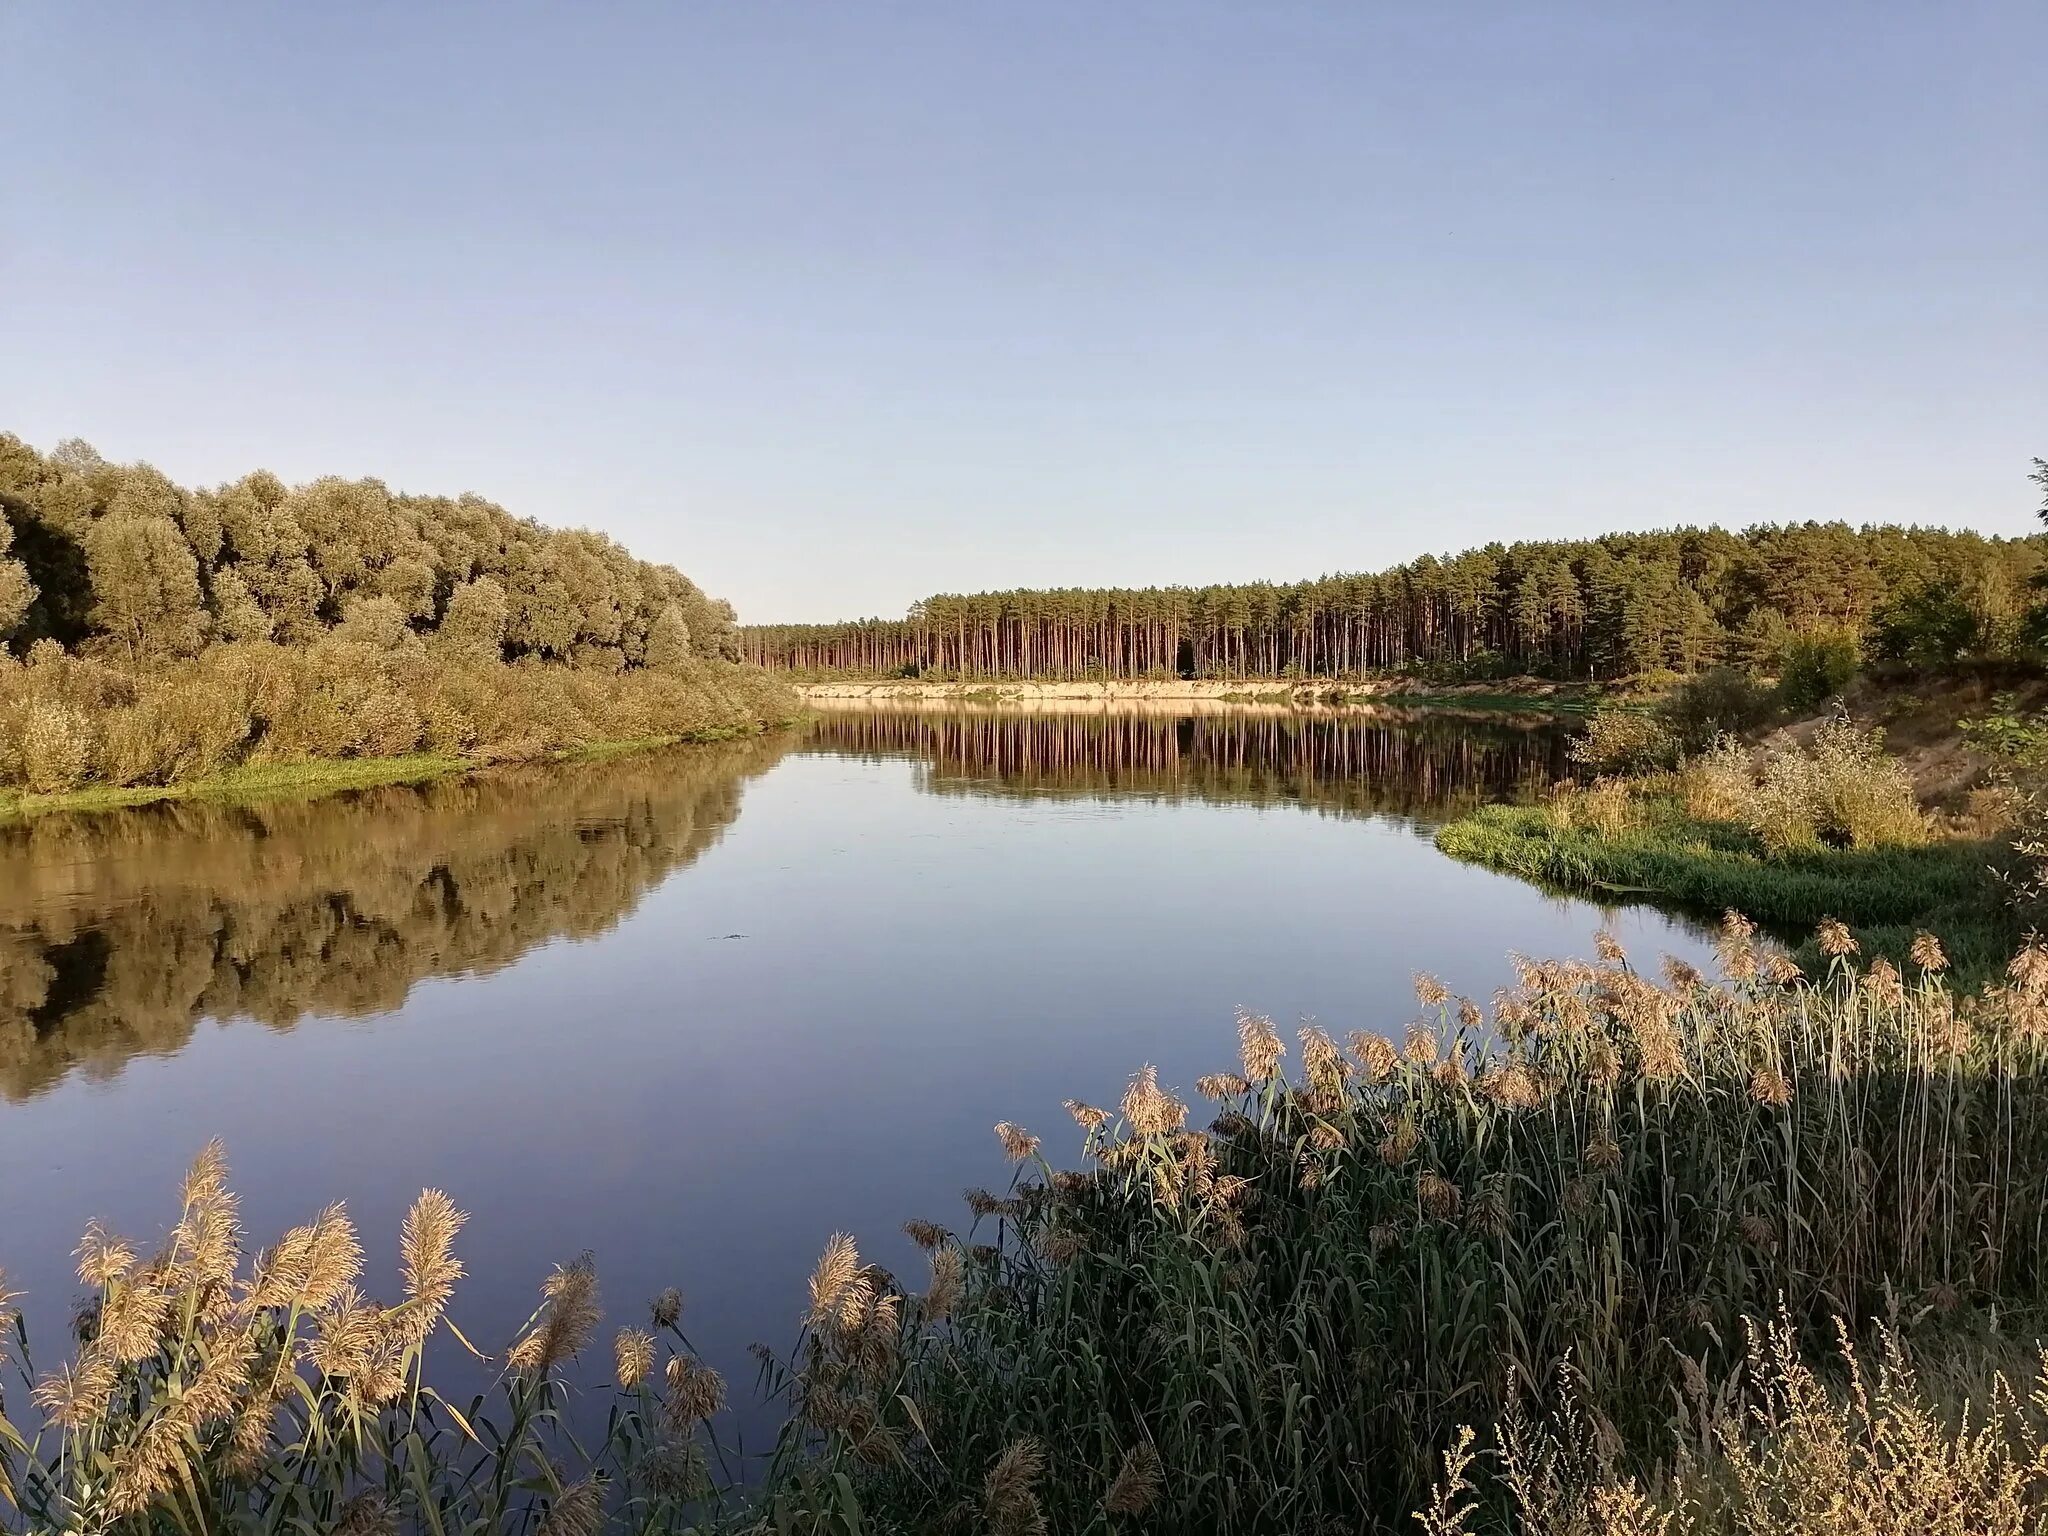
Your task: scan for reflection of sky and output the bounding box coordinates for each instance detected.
[0,741,1720,1454]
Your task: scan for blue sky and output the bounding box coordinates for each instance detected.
[3,2,2042,623]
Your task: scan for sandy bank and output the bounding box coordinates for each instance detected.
[795,678,1598,708]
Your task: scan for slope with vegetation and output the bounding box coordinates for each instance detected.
[0,435,797,803]
[1437,656,2048,979]
[742,514,2047,683]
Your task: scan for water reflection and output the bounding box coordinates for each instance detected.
[804,703,1572,822]
[0,734,793,1101]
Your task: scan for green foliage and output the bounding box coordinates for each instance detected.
[0,432,746,668]
[0,434,797,793]
[1751,716,1927,854]
[1568,707,1677,773]
[1439,795,2000,976]
[1774,629,1860,710]
[744,520,2048,682]
[1657,665,1774,750]
[1871,578,1982,665]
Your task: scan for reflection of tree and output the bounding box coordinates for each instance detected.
[802,706,1570,823]
[0,735,792,1101]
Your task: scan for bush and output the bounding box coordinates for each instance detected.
[1751,716,1926,853]
[1659,666,1772,750]
[0,642,800,795]
[1569,708,1677,773]
[1677,734,1753,821]
[1776,630,1860,711]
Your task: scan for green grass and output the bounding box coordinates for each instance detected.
[1437,795,2013,977]
[0,725,790,822]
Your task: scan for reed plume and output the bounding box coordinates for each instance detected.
[807,1232,862,1328]
[75,1220,137,1289]
[1236,1009,1285,1083]
[924,1246,964,1321]
[1910,931,1948,973]
[508,1254,601,1375]
[394,1188,466,1346]
[995,1121,1040,1161]
[1816,917,1858,957]
[328,1492,398,1536]
[1063,1098,1109,1132]
[663,1354,727,1427]
[984,1437,1049,1536]
[536,1476,605,1536]
[614,1327,654,1389]
[651,1286,683,1329]
[1102,1440,1163,1515]
[1122,1065,1186,1137]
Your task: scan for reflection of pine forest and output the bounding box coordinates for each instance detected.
[0,734,791,1100]
[805,706,1570,821]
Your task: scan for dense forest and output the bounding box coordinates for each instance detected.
[744,521,2048,681]
[0,435,794,793]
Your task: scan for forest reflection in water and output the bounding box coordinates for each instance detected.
[801,700,1573,821]
[0,705,1574,1103]
[0,734,791,1101]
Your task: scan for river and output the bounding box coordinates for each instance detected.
[0,704,1719,1449]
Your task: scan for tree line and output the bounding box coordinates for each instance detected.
[744,519,2048,681]
[0,435,796,793]
[0,434,741,669]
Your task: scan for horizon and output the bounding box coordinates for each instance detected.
[4,3,2043,625]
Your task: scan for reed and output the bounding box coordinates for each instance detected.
[0,1146,739,1535]
[786,925,2048,1532]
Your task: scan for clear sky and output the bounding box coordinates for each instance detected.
[3,3,2042,624]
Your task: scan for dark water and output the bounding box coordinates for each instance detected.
[0,705,1717,1443]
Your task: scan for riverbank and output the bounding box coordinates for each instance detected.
[0,723,787,821]
[797,676,1606,711]
[1438,795,2012,976]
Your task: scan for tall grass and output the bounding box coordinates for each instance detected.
[0,641,799,796]
[0,1146,743,1535]
[10,932,2048,1532]
[788,927,2048,1532]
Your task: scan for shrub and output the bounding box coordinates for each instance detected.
[1750,716,1926,853]
[1659,666,1772,750]
[0,642,800,793]
[1677,735,1753,821]
[1570,708,1677,773]
[14,698,93,792]
[1776,630,1860,711]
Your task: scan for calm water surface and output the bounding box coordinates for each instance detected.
[0,706,1718,1439]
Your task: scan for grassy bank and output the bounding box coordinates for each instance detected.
[1438,795,2012,975]
[10,931,2048,1533]
[0,723,790,821]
